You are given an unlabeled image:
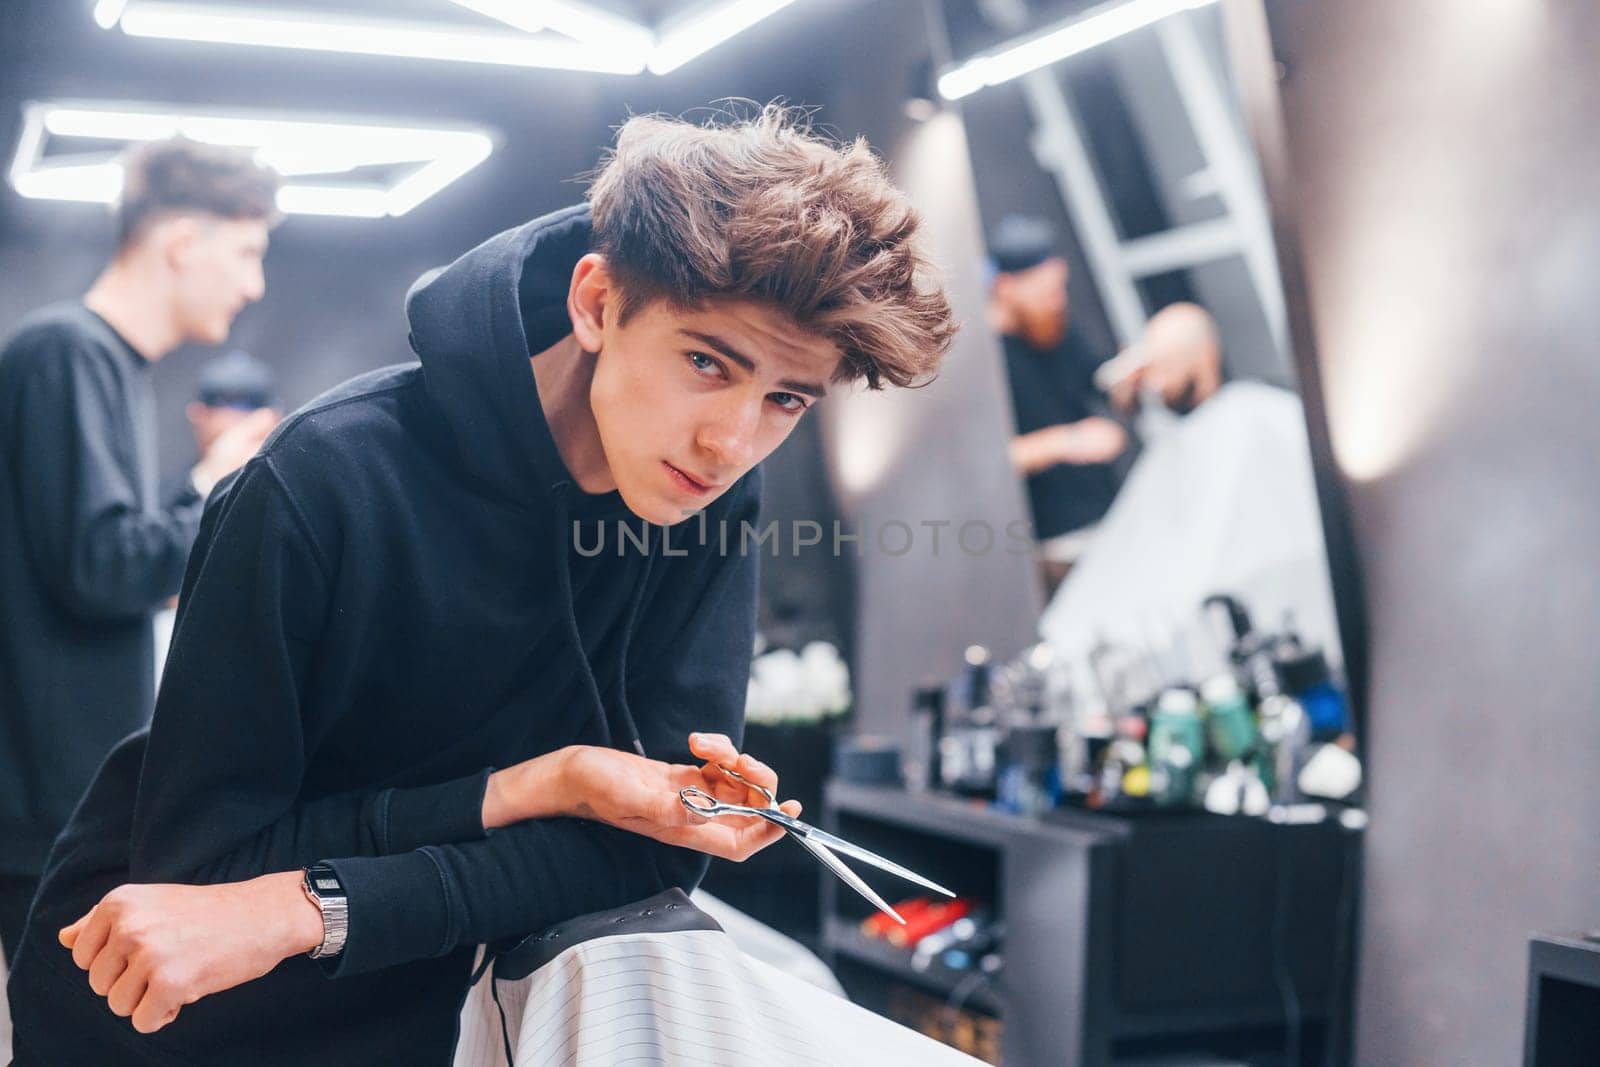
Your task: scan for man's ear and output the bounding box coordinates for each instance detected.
[185,401,204,428]
[158,217,201,274]
[567,253,612,352]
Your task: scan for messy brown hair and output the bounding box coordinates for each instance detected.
[586,105,956,390]
[117,137,281,247]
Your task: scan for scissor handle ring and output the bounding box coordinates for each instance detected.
[678,787,725,817]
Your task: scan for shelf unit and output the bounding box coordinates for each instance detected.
[821,781,1362,1066]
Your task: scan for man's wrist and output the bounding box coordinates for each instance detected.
[260,870,325,957]
[482,748,579,830]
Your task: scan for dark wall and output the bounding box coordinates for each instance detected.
[1247,2,1600,1063]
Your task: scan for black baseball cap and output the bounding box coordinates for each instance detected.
[988,214,1060,274]
[195,350,275,410]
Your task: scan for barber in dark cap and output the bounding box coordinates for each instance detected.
[988,214,1131,574]
[185,350,278,460]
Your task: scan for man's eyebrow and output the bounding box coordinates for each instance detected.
[682,329,829,399]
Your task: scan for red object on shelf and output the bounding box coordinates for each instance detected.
[887,897,976,948]
[860,898,933,939]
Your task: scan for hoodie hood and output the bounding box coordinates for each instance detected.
[406,203,623,513]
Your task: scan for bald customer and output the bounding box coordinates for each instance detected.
[1107,302,1223,415]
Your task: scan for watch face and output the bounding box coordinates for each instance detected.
[314,877,341,893]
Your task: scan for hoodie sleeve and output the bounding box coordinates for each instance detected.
[127,458,493,885]
[317,471,762,978]
[4,328,202,622]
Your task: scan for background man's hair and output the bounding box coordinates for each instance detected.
[586,104,957,390]
[116,138,281,247]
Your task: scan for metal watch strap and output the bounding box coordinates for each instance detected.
[302,864,349,959]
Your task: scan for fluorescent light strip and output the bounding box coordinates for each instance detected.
[276,184,389,219]
[649,0,798,75]
[13,102,496,219]
[13,162,124,204]
[116,2,647,75]
[96,1,800,80]
[387,136,494,216]
[451,0,656,53]
[938,0,1221,100]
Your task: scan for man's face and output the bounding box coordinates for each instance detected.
[1001,257,1070,350]
[169,217,270,345]
[185,402,252,453]
[587,295,838,526]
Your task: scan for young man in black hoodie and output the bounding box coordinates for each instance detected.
[6,108,955,1064]
[0,138,279,965]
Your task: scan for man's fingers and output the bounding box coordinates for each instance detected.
[735,753,779,794]
[132,990,180,1035]
[734,817,789,859]
[688,732,738,763]
[70,907,111,971]
[87,946,130,997]
[59,910,90,948]
[105,968,148,1018]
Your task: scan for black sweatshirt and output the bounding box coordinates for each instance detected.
[0,303,203,877]
[1002,330,1126,539]
[7,205,762,1065]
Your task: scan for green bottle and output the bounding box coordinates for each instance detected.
[1202,675,1258,762]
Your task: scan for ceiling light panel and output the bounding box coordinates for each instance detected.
[91,1,801,78]
[9,100,495,219]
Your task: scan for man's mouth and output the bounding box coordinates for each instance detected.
[664,462,717,496]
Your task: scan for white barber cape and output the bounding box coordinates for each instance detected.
[1039,381,1342,673]
[454,924,984,1067]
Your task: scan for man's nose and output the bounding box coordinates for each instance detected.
[244,265,266,303]
[696,396,761,470]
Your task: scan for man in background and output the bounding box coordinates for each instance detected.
[0,138,279,962]
[990,214,1131,567]
[187,349,278,456]
[1103,301,1224,419]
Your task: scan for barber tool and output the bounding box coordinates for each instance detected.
[681,764,955,924]
[1273,637,1348,740]
[910,909,990,970]
[908,682,946,791]
[862,899,930,939]
[939,646,1001,797]
[888,896,974,948]
[995,723,1062,816]
[1092,342,1149,393]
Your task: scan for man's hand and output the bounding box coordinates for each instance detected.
[59,871,322,1034]
[190,407,278,498]
[556,733,801,862]
[1009,416,1130,475]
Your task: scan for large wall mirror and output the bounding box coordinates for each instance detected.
[946,0,1346,741]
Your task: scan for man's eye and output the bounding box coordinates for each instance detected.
[687,352,719,374]
[770,392,807,415]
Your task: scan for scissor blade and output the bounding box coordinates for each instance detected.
[793,825,956,898]
[789,832,905,925]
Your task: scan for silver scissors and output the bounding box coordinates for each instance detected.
[680,764,955,925]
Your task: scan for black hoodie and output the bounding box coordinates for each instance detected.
[7,205,763,1065]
